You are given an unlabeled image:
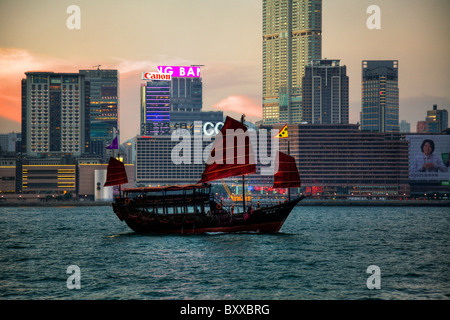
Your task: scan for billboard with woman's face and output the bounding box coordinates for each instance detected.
[406,135,450,182]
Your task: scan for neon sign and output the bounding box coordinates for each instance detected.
[157,66,201,78]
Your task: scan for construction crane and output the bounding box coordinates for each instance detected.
[93,65,101,70]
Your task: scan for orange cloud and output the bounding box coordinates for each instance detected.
[210,95,262,122]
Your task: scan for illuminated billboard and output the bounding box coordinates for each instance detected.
[141,72,171,81]
[406,135,450,182]
[157,66,201,78]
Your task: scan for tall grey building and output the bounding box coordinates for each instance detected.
[302,59,349,124]
[360,60,399,133]
[170,77,202,112]
[263,0,322,125]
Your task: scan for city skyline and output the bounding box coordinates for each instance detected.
[0,0,449,142]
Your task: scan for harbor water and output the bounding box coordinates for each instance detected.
[0,205,448,300]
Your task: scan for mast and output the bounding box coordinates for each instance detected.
[241,114,246,213]
[198,115,257,211]
[287,138,291,201]
[114,128,120,195]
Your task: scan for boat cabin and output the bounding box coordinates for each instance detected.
[121,183,215,215]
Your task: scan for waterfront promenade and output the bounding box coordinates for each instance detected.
[1,199,449,207]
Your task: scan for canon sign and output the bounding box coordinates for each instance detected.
[142,72,171,80]
[157,66,201,78]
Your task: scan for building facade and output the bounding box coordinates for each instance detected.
[360,60,399,133]
[425,104,448,133]
[21,164,76,193]
[263,0,322,125]
[0,159,16,194]
[302,59,349,124]
[134,123,410,200]
[140,80,171,136]
[78,163,134,200]
[399,120,411,133]
[275,123,410,199]
[79,69,119,160]
[135,135,211,186]
[21,72,90,157]
[170,77,202,112]
[169,111,223,134]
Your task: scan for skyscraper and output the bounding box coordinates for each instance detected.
[425,104,448,133]
[79,69,119,160]
[170,77,202,112]
[140,80,171,135]
[360,60,399,133]
[302,59,349,124]
[21,72,90,157]
[262,0,322,125]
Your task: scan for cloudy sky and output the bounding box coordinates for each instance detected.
[0,0,449,141]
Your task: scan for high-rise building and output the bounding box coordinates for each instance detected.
[425,104,448,133]
[170,77,202,112]
[79,69,119,160]
[262,0,322,125]
[360,60,399,133]
[302,59,349,124]
[140,80,171,135]
[21,72,90,157]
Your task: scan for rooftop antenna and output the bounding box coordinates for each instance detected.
[93,65,101,70]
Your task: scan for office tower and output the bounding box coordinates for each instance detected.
[140,80,171,135]
[425,104,448,133]
[170,77,202,112]
[21,72,90,157]
[302,59,349,124]
[399,120,410,133]
[79,69,119,160]
[360,60,399,132]
[263,0,322,125]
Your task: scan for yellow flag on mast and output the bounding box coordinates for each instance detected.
[275,124,288,138]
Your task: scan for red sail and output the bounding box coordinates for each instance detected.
[273,152,301,188]
[104,157,128,187]
[198,116,256,183]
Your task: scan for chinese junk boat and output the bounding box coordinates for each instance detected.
[108,116,304,234]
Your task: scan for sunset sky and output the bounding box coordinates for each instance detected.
[1,0,449,142]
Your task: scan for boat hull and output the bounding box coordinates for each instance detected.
[112,197,302,234]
